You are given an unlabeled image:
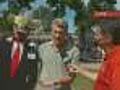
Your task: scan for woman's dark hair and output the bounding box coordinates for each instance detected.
[99,21,120,44]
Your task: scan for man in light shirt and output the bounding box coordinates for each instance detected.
[34,18,80,90]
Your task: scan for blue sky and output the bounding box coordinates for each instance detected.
[0,0,120,33]
[0,1,8,11]
[64,6,76,33]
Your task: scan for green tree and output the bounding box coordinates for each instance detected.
[0,0,6,2]
[87,0,116,24]
[33,6,54,32]
[88,0,116,12]
[46,0,65,18]
[0,0,35,35]
[8,0,35,14]
[47,0,86,30]
[47,0,117,30]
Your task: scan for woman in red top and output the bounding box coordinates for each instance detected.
[92,21,120,90]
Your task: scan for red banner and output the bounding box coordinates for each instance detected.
[93,11,120,18]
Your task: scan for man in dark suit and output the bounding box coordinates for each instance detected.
[0,23,29,90]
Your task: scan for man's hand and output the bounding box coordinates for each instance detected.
[66,64,79,74]
[39,76,72,87]
[53,64,79,86]
[57,76,72,85]
[39,64,79,87]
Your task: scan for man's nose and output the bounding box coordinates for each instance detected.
[56,33,60,38]
[94,35,100,41]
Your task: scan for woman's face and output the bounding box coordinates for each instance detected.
[92,26,112,47]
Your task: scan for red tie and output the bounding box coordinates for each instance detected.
[10,43,20,78]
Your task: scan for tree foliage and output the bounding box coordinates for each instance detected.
[46,0,65,17]
[33,6,54,32]
[47,0,116,29]
[0,0,34,35]
[0,0,6,2]
[8,0,34,14]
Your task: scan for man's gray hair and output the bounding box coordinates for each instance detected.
[51,18,68,30]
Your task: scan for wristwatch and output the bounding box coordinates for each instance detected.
[53,81,59,85]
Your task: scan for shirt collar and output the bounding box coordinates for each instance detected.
[50,40,72,53]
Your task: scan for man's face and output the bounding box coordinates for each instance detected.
[92,26,112,47]
[13,27,27,42]
[52,25,67,47]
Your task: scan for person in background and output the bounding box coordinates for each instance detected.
[91,22,120,90]
[0,16,30,90]
[34,18,80,90]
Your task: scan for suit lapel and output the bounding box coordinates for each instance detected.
[4,37,28,77]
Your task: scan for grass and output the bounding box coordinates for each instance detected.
[72,74,94,90]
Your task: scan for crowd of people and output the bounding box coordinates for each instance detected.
[0,17,120,90]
